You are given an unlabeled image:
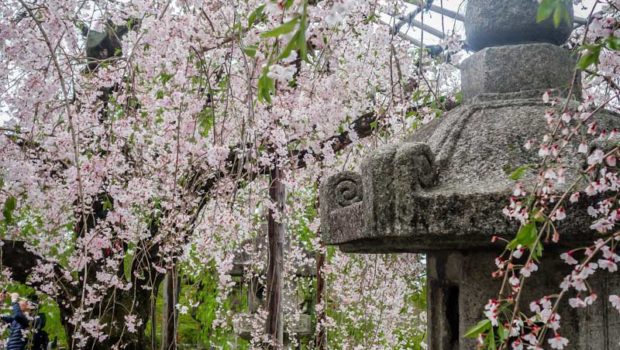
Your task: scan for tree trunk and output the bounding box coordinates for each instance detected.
[59,288,152,350]
[151,293,157,350]
[314,243,327,350]
[265,167,285,349]
[162,267,180,350]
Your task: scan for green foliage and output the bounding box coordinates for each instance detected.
[405,89,450,131]
[407,283,427,311]
[260,18,299,38]
[2,196,16,225]
[507,221,538,250]
[144,259,248,349]
[289,188,318,250]
[508,164,532,181]
[464,319,491,339]
[123,242,136,282]
[248,5,266,27]
[465,306,516,350]
[464,318,503,349]
[297,1,308,61]
[178,265,245,349]
[197,107,215,137]
[256,0,309,104]
[536,0,571,27]
[607,36,620,51]
[242,45,258,58]
[578,35,620,70]
[258,69,275,103]
[578,44,603,70]
[159,71,174,86]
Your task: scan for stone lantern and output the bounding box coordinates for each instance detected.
[319,0,620,349]
[229,233,314,347]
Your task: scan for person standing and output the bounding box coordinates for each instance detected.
[1,292,30,350]
[28,294,48,350]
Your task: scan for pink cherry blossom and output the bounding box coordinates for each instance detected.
[548,334,569,349]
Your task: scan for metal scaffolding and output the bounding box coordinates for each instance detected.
[386,1,589,48]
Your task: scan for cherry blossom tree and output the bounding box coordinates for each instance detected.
[0,0,449,348]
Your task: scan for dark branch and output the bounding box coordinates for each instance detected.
[1,240,39,284]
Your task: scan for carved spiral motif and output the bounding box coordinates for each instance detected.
[335,178,362,207]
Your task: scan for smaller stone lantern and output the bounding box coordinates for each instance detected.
[229,231,315,347]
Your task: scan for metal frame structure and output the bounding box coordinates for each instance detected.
[386,1,588,48]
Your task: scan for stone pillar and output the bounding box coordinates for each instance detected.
[426,250,620,349]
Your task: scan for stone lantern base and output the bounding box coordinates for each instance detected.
[427,251,620,349]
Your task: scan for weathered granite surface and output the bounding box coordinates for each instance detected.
[461,44,578,101]
[428,251,620,349]
[465,0,574,51]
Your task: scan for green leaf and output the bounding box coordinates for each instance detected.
[278,31,301,60]
[455,91,463,104]
[126,18,137,30]
[531,208,545,223]
[607,36,620,51]
[3,196,17,225]
[198,107,215,137]
[326,245,337,261]
[509,164,531,181]
[562,6,572,27]
[297,28,307,61]
[488,327,497,349]
[577,45,602,70]
[497,323,508,342]
[464,319,491,338]
[243,44,258,58]
[536,0,556,23]
[159,71,174,85]
[533,240,544,261]
[553,6,563,28]
[257,69,274,104]
[123,243,136,281]
[538,0,571,27]
[261,17,299,38]
[508,222,538,250]
[4,196,16,213]
[102,196,113,210]
[247,4,265,27]
[283,0,294,9]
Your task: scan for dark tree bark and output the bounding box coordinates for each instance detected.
[0,237,164,350]
[314,243,327,350]
[161,267,180,350]
[1,240,40,283]
[265,167,286,349]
